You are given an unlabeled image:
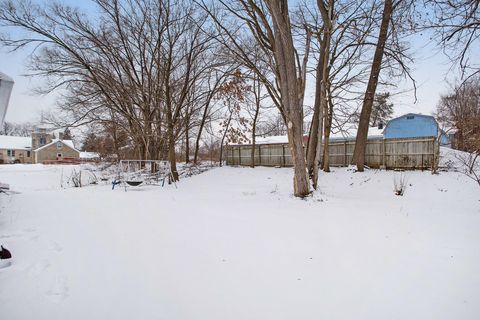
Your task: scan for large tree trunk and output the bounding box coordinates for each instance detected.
[352,0,393,171]
[322,108,331,172]
[266,0,310,197]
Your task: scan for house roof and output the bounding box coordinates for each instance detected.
[388,113,435,123]
[329,126,384,141]
[80,151,100,159]
[254,135,289,145]
[34,139,78,153]
[0,135,31,150]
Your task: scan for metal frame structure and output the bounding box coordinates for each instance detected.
[115,160,177,191]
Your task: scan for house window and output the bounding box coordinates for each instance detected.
[40,137,46,145]
[406,115,415,120]
[7,150,15,157]
[57,153,62,158]
[27,151,31,157]
[56,141,63,149]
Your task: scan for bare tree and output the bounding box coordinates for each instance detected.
[245,73,268,168]
[436,76,480,153]
[303,0,379,180]
[309,0,334,187]
[217,70,250,166]
[200,0,311,197]
[0,0,222,181]
[352,0,394,171]
[351,92,394,126]
[427,0,480,80]
[193,66,234,164]
[0,121,35,136]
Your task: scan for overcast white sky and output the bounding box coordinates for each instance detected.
[0,1,474,124]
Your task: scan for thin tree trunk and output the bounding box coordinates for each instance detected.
[185,114,190,163]
[251,132,256,167]
[312,0,333,189]
[219,112,233,167]
[251,119,258,168]
[306,51,324,177]
[168,124,179,181]
[251,76,261,168]
[352,0,393,171]
[194,100,210,164]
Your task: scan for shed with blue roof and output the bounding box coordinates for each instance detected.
[383,113,449,145]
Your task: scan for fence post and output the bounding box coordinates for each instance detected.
[421,148,424,171]
[238,147,241,166]
[344,141,347,166]
[382,139,386,169]
[258,145,261,166]
[432,137,437,172]
[282,145,286,167]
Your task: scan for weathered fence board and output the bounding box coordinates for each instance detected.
[226,136,439,170]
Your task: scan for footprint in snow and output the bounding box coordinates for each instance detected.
[50,242,63,253]
[0,233,22,239]
[26,259,51,277]
[46,276,69,302]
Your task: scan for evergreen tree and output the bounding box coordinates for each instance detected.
[63,127,73,140]
[370,92,394,127]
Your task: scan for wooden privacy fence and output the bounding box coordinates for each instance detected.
[226,136,439,170]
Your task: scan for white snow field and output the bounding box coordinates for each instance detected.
[0,163,479,320]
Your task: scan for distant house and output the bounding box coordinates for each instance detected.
[0,126,80,164]
[383,113,449,145]
[34,139,80,163]
[0,135,32,164]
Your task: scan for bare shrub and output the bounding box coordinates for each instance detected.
[455,152,480,188]
[393,173,408,196]
[68,169,82,188]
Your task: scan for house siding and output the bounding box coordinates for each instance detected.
[35,141,79,163]
[0,148,33,164]
[31,131,53,150]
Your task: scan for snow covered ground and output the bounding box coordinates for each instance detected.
[0,162,479,320]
